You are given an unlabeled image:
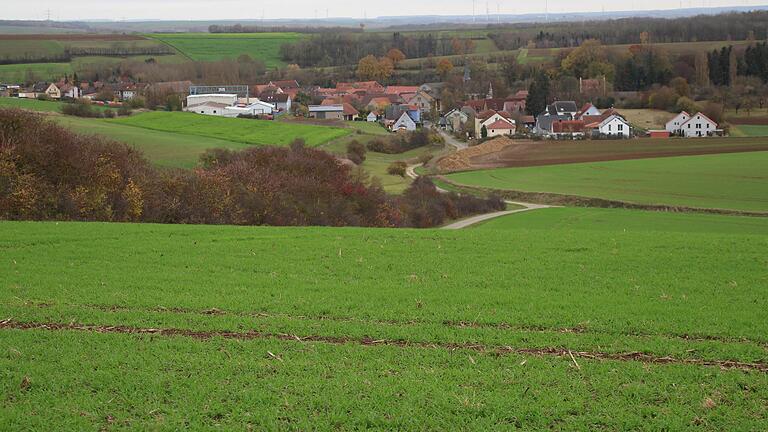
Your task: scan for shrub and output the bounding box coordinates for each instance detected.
[61,102,101,118]
[367,130,436,154]
[346,140,367,165]
[103,109,116,119]
[117,106,132,117]
[387,161,408,177]
[417,152,434,165]
[396,178,505,228]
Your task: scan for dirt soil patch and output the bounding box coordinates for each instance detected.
[437,137,768,173]
[2,319,766,372]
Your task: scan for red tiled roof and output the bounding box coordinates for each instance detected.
[385,86,419,95]
[487,119,514,129]
[552,120,586,133]
[342,103,359,116]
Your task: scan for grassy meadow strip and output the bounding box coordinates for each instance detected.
[474,207,768,234]
[445,151,768,212]
[2,221,767,341]
[112,111,351,147]
[2,329,767,430]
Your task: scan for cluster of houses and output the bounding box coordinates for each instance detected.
[2,76,722,140]
[1,78,149,105]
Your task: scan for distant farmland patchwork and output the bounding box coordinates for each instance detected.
[1,220,767,429]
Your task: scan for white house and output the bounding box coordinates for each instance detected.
[598,115,631,138]
[484,119,515,137]
[366,111,380,122]
[392,111,417,131]
[679,112,719,138]
[222,100,275,117]
[575,102,601,119]
[475,111,516,137]
[665,111,690,135]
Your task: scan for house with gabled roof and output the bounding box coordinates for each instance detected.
[665,111,691,135]
[596,115,631,138]
[392,111,417,132]
[575,103,601,119]
[408,90,436,114]
[679,112,720,138]
[475,110,515,138]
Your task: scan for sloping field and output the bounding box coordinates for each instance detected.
[113,111,350,147]
[53,116,251,168]
[445,151,768,212]
[476,206,768,234]
[0,62,72,82]
[149,33,302,67]
[1,221,767,429]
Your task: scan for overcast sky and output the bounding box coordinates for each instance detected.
[5,0,764,21]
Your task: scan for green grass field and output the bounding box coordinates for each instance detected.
[113,111,351,148]
[149,33,302,68]
[0,97,116,113]
[53,116,251,168]
[1,219,767,429]
[731,125,768,137]
[476,206,768,234]
[0,62,72,83]
[446,152,768,212]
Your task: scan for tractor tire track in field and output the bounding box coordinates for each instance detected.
[21,301,768,347]
[2,319,767,373]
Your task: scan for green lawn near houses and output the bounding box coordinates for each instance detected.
[445,151,768,212]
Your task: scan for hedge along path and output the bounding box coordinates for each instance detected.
[24,300,768,347]
[2,319,767,373]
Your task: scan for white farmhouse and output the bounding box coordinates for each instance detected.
[598,115,631,138]
[665,111,690,135]
[484,119,515,137]
[679,112,719,138]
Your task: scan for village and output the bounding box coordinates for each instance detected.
[1,75,723,140]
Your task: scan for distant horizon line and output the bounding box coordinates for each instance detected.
[5,4,768,24]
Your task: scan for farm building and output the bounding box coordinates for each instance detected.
[222,100,275,118]
[186,94,238,110]
[189,85,249,99]
[308,104,359,121]
[649,130,671,138]
[259,92,292,113]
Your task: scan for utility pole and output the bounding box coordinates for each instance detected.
[473,0,476,24]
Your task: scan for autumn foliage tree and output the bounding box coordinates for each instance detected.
[356,55,394,81]
[436,59,454,78]
[386,48,406,67]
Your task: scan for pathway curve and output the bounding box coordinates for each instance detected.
[406,163,556,229]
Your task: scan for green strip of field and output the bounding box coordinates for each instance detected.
[731,125,768,137]
[149,33,303,68]
[53,116,251,168]
[0,62,72,83]
[0,97,114,113]
[445,152,768,212]
[1,219,767,429]
[112,111,351,148]
[475,206,768,234]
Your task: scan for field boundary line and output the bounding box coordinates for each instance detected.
[18,301,767,346]
[2,319,766,372]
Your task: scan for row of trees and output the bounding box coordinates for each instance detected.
[280,33,474,68]
[0,109,501,228]
[489,11,768,50]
